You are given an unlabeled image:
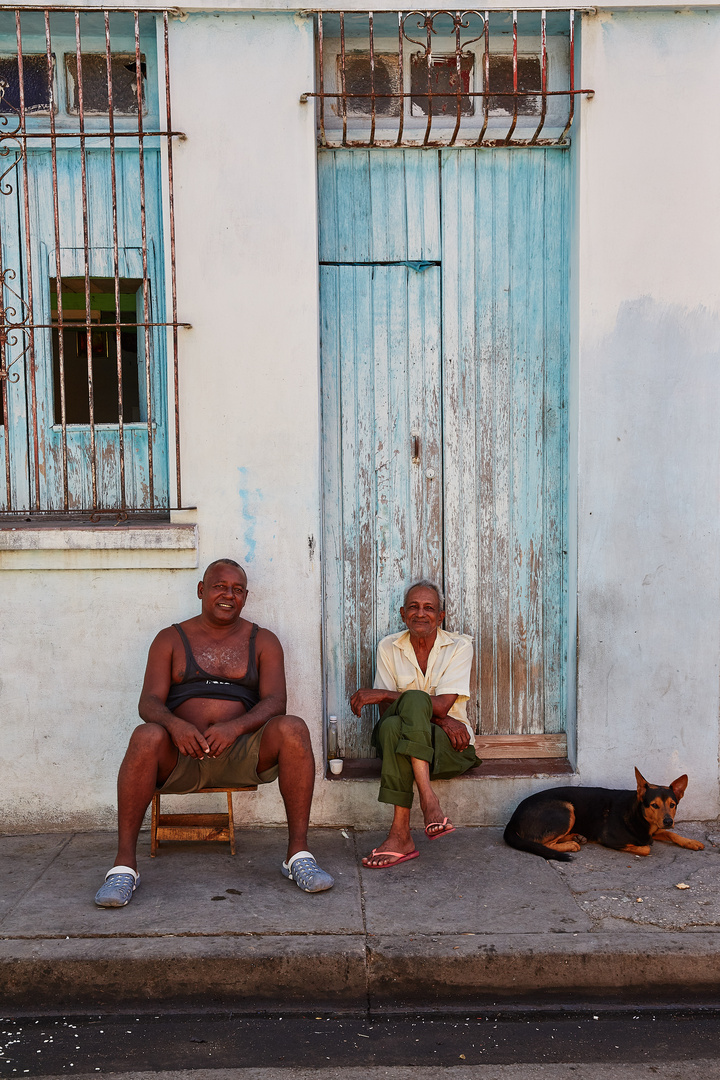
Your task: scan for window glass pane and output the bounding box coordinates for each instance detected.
[51,277,143,425]
[487,54,541,115]
[341,52,401,117]
[410,54,474,117]
[0,54,54,114]
[65,53,146,115]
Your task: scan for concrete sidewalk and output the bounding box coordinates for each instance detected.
[2,824,720,1010]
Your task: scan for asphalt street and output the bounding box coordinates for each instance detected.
[2,1010,720,1076]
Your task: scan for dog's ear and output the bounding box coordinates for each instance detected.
[670,774,688,801]
[635,767,649,798]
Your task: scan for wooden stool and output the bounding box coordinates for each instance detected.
[150,786,257,856]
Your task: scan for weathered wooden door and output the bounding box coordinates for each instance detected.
[319,147,569,758]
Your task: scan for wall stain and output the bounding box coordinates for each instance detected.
[237,466,261,564]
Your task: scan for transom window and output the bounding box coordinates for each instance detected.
[309,9,593,148]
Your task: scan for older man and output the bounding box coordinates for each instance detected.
[94,558,333,905]
[350,580,479,868]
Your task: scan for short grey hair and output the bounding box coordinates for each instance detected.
[403,579,445,611]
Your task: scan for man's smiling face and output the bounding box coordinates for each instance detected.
[198,562,248,625]
[400,585,444,639]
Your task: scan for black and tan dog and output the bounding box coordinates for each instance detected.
[504,768,705,861]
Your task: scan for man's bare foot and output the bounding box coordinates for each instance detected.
[362,833,417,868]
[418,790,453,837]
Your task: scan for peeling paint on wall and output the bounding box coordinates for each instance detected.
[237,466,262,564]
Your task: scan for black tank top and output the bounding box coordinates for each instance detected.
[165,622,261,712]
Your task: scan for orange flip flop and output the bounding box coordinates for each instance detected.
[364,848,420,869]
[425,818,456,839]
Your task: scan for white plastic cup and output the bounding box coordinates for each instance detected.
[329,758,344,775]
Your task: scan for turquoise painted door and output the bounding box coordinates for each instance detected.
[319,147,568,757]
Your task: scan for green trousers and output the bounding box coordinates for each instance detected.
[371,689,480,808]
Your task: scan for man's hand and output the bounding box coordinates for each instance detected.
[350,688,397,717]
[167,717,211,759]
[205,721,241,758]
[436,715,471,751]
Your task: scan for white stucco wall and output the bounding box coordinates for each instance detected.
[575,9,720,818]
[1,6,719,833]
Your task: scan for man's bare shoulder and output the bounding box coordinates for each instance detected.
[151,625,179,648]
[152,619,197,647]
[255,626,283,653]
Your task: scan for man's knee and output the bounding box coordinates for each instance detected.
[396,689,433,719]
[272,714,311,745]
[127,722,170,756]
[376,711,403,745]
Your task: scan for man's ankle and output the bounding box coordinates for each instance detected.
[114,856,138,872]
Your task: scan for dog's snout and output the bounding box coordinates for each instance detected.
[663,815,674,828]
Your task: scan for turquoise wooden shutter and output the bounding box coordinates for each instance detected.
[21,148,167,512]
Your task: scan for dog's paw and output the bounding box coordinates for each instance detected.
[686,839,705,851]
[571,833,588,845]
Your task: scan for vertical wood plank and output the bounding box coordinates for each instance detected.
[542,149,569,734]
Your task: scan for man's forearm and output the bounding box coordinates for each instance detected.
[428,694,459,720]
[224,695,287,737]
[139,695,183,731]
[374,689,400,706]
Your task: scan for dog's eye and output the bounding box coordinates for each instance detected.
[669,801,676,809]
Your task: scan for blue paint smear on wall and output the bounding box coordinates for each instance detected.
[237,467,262,563]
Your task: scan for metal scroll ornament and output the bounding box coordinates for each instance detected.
[0,76,30,387]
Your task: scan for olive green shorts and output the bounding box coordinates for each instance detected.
[158,723,279,794]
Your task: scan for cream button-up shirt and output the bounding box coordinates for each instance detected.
[373,628,474,736]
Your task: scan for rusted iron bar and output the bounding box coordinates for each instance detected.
[395,11,404,145]
[16,10,39,510]
[106,9,126,511]
[306,89,590,98]
[368,10,376,147]
[339,12,347,146]
[12,131,186,139]
[75,11,99,511]
[16,321,190,329]
[530,9,548,144]
[0,230,11,511]
[504,9,519,144]
[559,7,575,142]
[163,9,181,510]
[317,12,326,146]
[423,12,433,146]
[45,10,68,510]
[134,8,154,509]
[477,8,490,145]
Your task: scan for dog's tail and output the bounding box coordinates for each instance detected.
[503,824,574,862]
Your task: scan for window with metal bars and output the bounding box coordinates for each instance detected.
[308,9,593,148]
[0,8,183,522]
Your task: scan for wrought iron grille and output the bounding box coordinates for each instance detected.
[0,8,185,521]
[307,9,593,148]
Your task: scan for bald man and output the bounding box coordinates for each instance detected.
[94,559,333,906]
